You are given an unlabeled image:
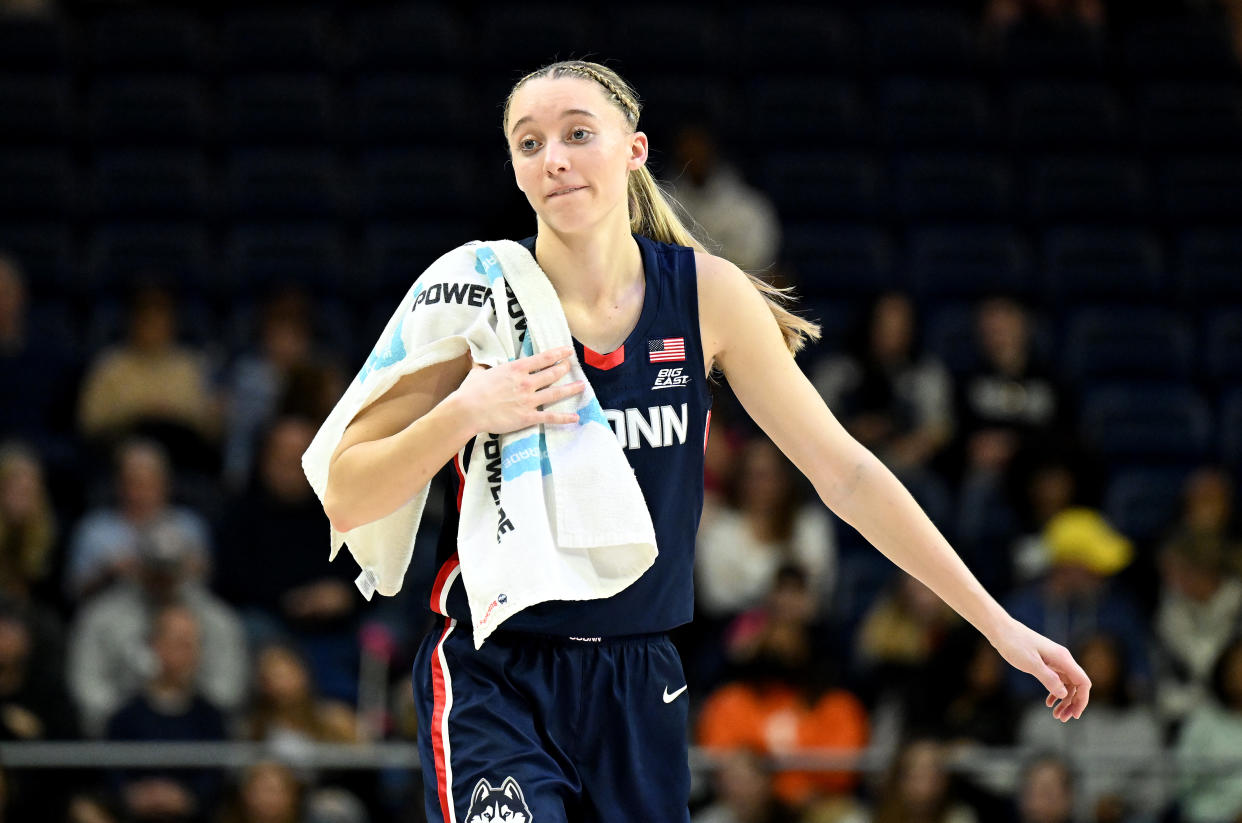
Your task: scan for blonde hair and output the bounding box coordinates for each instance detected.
[502,60,820,358]
[0,443,55,587]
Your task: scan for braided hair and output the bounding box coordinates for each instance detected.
[502,60,820,357]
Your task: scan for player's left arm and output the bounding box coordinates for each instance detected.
[696,252,1090,721]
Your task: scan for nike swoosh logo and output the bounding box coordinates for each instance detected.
[663,685,688,703]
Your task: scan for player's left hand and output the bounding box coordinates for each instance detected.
[988,618,1091,722]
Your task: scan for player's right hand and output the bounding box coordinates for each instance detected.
[451,346,585,435]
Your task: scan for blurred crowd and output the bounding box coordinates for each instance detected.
[1,0,1242,822]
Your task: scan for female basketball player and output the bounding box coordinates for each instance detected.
[323,60,1090,823]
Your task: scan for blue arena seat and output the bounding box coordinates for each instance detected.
[89,150,210,219]
[908,226,1031,299]
[0,222,74,299]
[733,7,858,72]
[362,222,473,302]
[606,5,727,72]
[995,23,1106,78]
[1103,469,1187,544]
[86,76,207,145]
[1043,227,1164,304]
[1026,156,1151,222]
[1061,308,1193,383]
[0,76,71,145]
[224,223,349,298]
[892,154,1012,219]
[1205,311,1242,385]
[1223,390,1242,469]
[346,6,465,71]
[1008,82,1124,149]
[1139,84,1242,150]
[476,6,607,71]
[743,79,869,148]
[1160,155,1242,222]
[761,152,885,219]
[782,223,896,298]
[221,75,335,145]
[0,15,68,71]
[353,74,477,147]
[880,79,992,148]
[226,149,344,220]
[1178,229,1242,306]
[1123,19,1241,79]
[865,9,979,75]
[359,150,475,219]
[0,150,74,219]
[634,76,737,137]
[924,301,982,375]
[1082,382,1213,465]
[85,222,212,297]
[218,9,335,72]
[86,9,207,70]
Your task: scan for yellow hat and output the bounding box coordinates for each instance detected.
[1043,507,1133,576]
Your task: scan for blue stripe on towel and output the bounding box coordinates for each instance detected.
[501,432,550,481]
[358,311,408,384]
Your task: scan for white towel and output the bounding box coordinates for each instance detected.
[301,239,658,648]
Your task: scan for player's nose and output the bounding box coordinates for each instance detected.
[543,141,570,174]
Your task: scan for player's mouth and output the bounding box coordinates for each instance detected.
[547,186,587,198]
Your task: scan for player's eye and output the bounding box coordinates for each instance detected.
[569,127,591,141]
[518,138,538,152]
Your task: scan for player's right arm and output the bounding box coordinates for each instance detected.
[323,346,584,533]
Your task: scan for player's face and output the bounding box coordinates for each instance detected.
[507,76,647,234]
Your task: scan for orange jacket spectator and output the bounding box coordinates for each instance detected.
[697,679,869,808]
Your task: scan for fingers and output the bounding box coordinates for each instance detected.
[1044,647,1092,722]
[524,346,574,372]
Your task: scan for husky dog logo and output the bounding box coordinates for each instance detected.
[465,776,531,822]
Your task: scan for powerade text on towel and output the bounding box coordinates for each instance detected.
[413,233,712,637]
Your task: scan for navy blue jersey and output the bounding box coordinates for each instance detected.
[408,232,712,637]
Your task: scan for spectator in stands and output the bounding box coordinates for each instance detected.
[854,574,961,755]
[1018,632,1165,823]
[955,297,1068,483]
[0,603,78,821]
[77,283,218,472]
[812,292,954,479]
[696,436,835,619]
[244,643,356,748]
[64,438,211,601]
[983,0,1106,36]
[1015,754,1077,823]
[1154,529,1242,728]
[68,518,247,737]
[697,566,868,815]
[0,443,69,667]
[1178,467,1240,562]
[667,123,781,273]
[105,603,228,823]
[931,629,1019,749]
[216,416,360,701]
[216,761,305,823]
[0,254,78,457]
[1175,637,1242,823]
[691,748,800,823]
[0,442,55,602]
[843,738,978,823]
[221,288,320,491]
[1003,507,1150,700]
[1006,458,1084,586]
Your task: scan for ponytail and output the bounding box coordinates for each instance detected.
[505,60,821,358]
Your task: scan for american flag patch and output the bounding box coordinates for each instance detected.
[648,337,685,363]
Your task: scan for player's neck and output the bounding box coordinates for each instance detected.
[533,219,642,310]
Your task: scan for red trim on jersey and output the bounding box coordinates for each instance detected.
[703,409,712,454]
[582,343,625,370]
[453,453,465,512]
[430,617,454,823]
[429,553,461,614]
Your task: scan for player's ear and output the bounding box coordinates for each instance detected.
[626,131,648,172]
[471,778,490,808]
[501,775,526,803]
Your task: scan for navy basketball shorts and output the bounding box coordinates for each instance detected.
[413,618,692,823]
